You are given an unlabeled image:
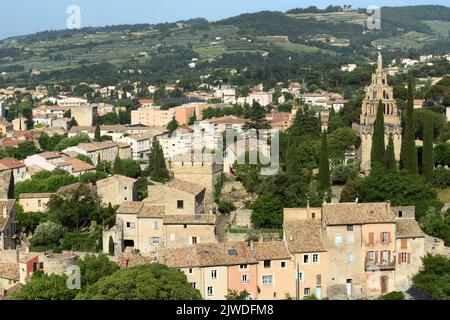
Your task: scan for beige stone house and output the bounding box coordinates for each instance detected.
[284,208,328,300]
[0,158,26,183]
[63,141,130,165]
[18,193,54,213]
[97,175,138,206]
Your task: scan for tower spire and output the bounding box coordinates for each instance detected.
[377,51,383,72]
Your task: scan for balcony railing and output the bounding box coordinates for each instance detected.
[365,257,396,271]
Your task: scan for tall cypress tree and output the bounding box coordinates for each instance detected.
[318,131,331,192]
[94,124,101,142]
[371,100,386,174]
[402,72,418,174]
[422,115,434,182]
[113,156,124,175]
[385,134,396,171]
[148,137,170,182]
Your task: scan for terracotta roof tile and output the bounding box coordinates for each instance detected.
[284,220,326,253]
[0,158,25,170]
[252,241,291,261]
[166,179,205,196]
[65,158,95,173]
[137,205,165,218]
[323,202,396,225]
[0,263,19,281]
[396,219,425,238]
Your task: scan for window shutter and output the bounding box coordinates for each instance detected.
[375,251,378,263]
[369,232,374,244]
[388,232,391,243]
[398,253,401,265]
[388,251,391,263]
[407,253,411,264]
[380,232,384,243]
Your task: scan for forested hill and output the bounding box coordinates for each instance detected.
[1,5,450,87]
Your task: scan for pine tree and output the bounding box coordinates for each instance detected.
[422,115,434,183]
[188,110,197,125]
[147,137,170,182]
[371,100,386,174]
[318,131,331,192]
[112,156,124,175]
[242,102,271,139]
[385,134,396,171]
[402,71,418,174]
[94,124,101,142]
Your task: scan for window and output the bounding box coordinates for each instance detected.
[401,239,408,249]
[151,237,160,245]
[303,254,310,264]
[211,270,217,279]
[177,200,184,209]
[262,275,274,286]
[170,234,175,241]
[191,282,196,289]
[280,261,286,269]
[312,253,319,264]
[347,252,354,263]
[347,225,353,232]
[124,197,127,201]
[239,264,248,270]
[124,187,127,190]
[207,286,214,296]
[154,220,160,230]
[311,213,316,219]
[368,232,374,245]
[241,274,249,283]
[126,222,135,229]
[298,272,304,282]
[316,274,322,286]
[368,251,375,261]
[400,252,409,264]
[382,232,389,243]
[398,211,403,218]
[38,200,42,207]
[347,234,354,244]
[335,235,343,245]
[190,237,198,245]
[382,251,389,264]
[264,260,271,268]
[189,268,193,274]
[304,288,311,296]
[39,262,44,269]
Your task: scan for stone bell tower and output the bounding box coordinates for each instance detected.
[357,51,402,174]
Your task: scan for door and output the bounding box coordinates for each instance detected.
[346,279,352,296]
[315,287,321,299]
[381,276,388,294]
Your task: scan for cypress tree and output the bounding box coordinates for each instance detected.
[148,137,170,182]
[113,156,124,175]
[94,124,101,142]
[385,134,396,171]
[402,72,418,174]
[318,131,331,192]
[371,100,386,174]
[108,236,114,256]
[422,115,434,182]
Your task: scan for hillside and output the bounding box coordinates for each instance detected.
[0,5,449,88]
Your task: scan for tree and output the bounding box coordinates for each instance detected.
[402,72,418,174]
[94,124,101,142]
[76,264,202,300]
[167,116,179,135]
[371,100,386,174]
[108,236,114,255]
[11,272,78,300]
[413,254,450,300]
[432,167,450,189]
[225,290,251,300]
[76,254,119,290]
[422,115,434,183]
[188,110,197,125]
[47,184,110,230]
[251,194,284,228]
[146,138,170,182]
[385,134,396,171]
[340,177,361,202]
[318,131,331,192]
[242,102,271,138]
[112,156,124,175]
[31,221,64,247]
[121,159,141,178]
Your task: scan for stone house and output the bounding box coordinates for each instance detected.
[18,193,54,213]
[96,175,138,206]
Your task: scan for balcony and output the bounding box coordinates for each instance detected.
[365,257,396,271]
